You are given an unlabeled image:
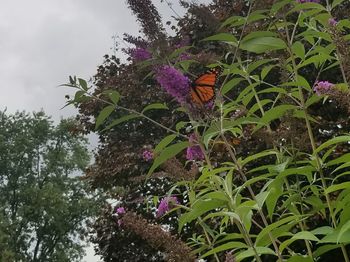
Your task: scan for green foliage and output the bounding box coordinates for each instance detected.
[0,111,100,261]
[67,0,350,261]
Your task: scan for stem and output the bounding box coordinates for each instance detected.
[198,218,220,262]
[236,221,263,262]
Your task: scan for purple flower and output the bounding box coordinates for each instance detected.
[186,146,205,161]
[130,47,152,62]
[156,196,179,217]
[142,150,154,161]
[297,0,320,3]
[116,207,126,214]
[186,133,205,161]
[313,81,335,96]
[155,65,190,103]
[329,18,338,26]
[117,219,123,226]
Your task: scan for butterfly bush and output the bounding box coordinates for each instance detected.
[313,81,335,95]
[156,196,179,217]
[155,65,190,103]
[186,133,205,161]
[130,47,152,62]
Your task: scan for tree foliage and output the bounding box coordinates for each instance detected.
[0,111,100,262]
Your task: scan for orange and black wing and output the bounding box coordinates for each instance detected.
[190,68,221,105]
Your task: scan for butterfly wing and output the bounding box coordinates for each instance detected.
[191,68,221,105]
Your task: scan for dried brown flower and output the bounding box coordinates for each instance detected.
[121,212,195,262]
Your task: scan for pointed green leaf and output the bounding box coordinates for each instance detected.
[103,114,140,131]
[142,103,168,113]
[154,134,178,154]
[240,37,286,54]
[95,105,115,129]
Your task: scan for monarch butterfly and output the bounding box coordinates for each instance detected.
[190,67,221,106]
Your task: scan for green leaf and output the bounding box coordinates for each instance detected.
[221,16,245,28]
[95,105,115,129]
[103,114,140,130]
[290,2,327,12]
[313,244,341,258]
[270,0,293,14]
[256,105,297,129]
[315,136,350,154]
[311,226,333,235]
[240,36,286,54]
[292,41,305,59]
[325,182,350,194]
[201,242,248,258]
[326,153,350,167]
[242,31,277,41]
[178,198,225,231]
[319,228,350,243]
[247,59,274,73]
[142,103,168,113]
[256,191,270,210]
[337,220,350,243]
[332,0,345,9]
[147,141,189,178]
[104,90,120,104]
[203,33,238,44]
[241,150,277,166]
[249,99,272,114]
[236,247,276,261]
[279,231,319,253]
[78,78,88,91]
[266,178,284,218]
[222,78,244,95]
[154,134,177,154]
[261,65,277,80]
[255,215,301,246]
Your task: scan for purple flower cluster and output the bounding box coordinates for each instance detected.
[155,65,190,103]
[156,196,179,217]
[186,133,205,161]
[130,47,152,62]
[329,18,338,26]
[114,206,126,226]
[297,0,320,3]
[313,81,335,96]
[142,150,154,161]
[116,207,126,214]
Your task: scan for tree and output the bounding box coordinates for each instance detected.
[0,111,100,262]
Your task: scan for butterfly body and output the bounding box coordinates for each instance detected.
[190,68,221,106]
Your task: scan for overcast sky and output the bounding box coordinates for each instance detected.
[0,0,211,260]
